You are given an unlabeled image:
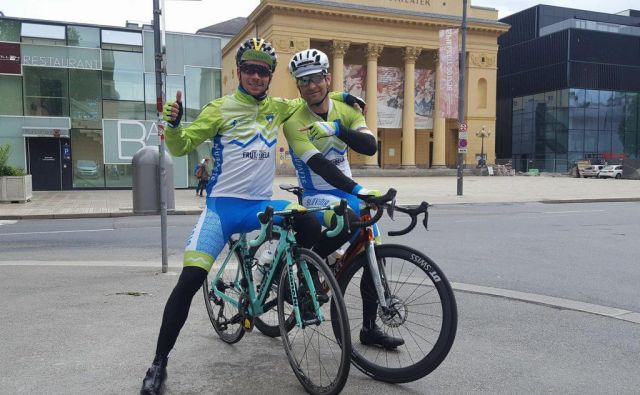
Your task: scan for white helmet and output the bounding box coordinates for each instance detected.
[288,49,330,78]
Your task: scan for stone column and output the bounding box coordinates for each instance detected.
[432,52,447,168]
[330,40,350,91]
[365,43,384,167]
[401,46,421,167]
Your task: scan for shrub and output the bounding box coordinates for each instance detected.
[0,144,26,177]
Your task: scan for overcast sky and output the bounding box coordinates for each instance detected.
[2,0,637,34]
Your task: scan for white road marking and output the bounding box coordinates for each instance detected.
[0,228,115,236]
[542,210,606,214]
[0,220,18,226]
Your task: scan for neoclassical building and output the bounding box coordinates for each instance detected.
[221,0,509,169]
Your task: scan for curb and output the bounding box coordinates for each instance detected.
[2,197,638,220]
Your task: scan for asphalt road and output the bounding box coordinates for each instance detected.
[1,201,639,394]
[2,201,638,311]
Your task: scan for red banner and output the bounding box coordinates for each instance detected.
[438,29,459,119]
[0,42,21,75]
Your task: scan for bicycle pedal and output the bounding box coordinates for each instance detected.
[243,317,254,332]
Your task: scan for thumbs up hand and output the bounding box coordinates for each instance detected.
[163,90,184,127]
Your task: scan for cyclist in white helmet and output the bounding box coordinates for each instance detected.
[284,49,405,349]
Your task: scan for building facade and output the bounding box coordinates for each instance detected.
[0,17,223,190]
[221,0,508,171]
[496,6,640,172]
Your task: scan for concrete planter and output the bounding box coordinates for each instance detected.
[0,175,32,202]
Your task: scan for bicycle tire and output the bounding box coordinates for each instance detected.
[202,245,246,344]
[250,234,296,337]
[338,244,457,383]
[278,248,351,395]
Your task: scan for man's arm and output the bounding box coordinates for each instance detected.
[334,123,377,155]
[164,94,222,157]
[285,120,361,194]
[275,92,367,122]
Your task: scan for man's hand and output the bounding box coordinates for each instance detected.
[352,185,381,199]
[299,120,341,141]
[163,90,183,127]
[344,93,367,115]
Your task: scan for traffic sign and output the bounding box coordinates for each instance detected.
[459,122,467,132]
[458,139,467,148]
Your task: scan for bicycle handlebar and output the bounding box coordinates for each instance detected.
[277,185,429,237]
[387,201,429,236]
[351,188,429,236]
[248,199,350,247]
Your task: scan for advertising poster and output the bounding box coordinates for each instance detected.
[343,64,366,98]
[415,69,435,129]
[377,66,403,128]
[438,28,459,119]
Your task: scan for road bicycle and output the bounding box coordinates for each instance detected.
[202,203,352,395]
[253,186,458,383]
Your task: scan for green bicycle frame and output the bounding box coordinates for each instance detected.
[210,204,341,328]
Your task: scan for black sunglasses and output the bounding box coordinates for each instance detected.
[240,63,271,77]
[296,73,326,87]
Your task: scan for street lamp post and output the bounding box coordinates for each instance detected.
[475,126,491,168]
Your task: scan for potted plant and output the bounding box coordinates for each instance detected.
[0,144,32,202]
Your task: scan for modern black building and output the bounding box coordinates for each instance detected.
[496,5,640,171]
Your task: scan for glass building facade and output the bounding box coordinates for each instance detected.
[496,5,640,172]
[511,89,639,172]
[0,17,221,190]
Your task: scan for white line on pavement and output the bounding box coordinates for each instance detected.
[0,228,115,236]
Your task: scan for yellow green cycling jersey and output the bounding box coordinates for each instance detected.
[165,89,348,199]
[284,99,369,191]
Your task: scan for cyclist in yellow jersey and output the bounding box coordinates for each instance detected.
[284,49,404,350]
[140,38,365,395]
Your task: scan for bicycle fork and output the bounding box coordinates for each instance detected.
[365,237,389,310]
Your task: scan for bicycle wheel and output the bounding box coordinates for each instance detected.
[278,248,351,395]
[338,244,457,383]
[202,244,245,344]
[251,235,296,338]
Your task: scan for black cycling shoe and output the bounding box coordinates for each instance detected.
[140,357,167,395]
[360,326,405,349]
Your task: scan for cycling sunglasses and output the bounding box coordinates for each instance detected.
[239,63,271,77]
[296,73,326,87]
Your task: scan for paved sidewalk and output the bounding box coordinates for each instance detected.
[1,175,639,219]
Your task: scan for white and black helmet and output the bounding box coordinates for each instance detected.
[288,49,330,78]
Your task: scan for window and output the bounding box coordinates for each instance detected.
[598,131,612,153]
[21,23,65,40]
[0,75,23,115]
[70,70,102,121]
[185,67,221,121]
[0,19,21,42]
[569,108,585,130]
[624,93,638,132]
[599,91,613,107]
[101,30,142,46]
[23,67,69,116]
[568,129,584,151]
[584,130,598,152]
[71,129,105,188]
[477,78,487,109]
[105,164,133,188]
[584,90,599,108]
[569,89,585,108]
[102,50,144,101]
[544,91,557,109]
[103,100,145,120]
[67,26,100,48]
[144,73,184,120]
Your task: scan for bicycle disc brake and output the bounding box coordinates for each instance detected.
[379,295,408,328]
